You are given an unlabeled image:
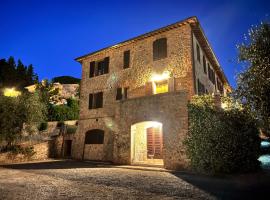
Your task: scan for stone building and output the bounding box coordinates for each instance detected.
[72,16,231,170]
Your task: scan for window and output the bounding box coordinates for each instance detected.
[85,129,104,144]
[89,57,109,78]
[203,56,207,74]
[123,50,130,69]
[89,92,103,109]
[217,78,224,94]
[89,61,95,78]
[153,38,167,61]
[154,81,168,94]
[197,79,206,95]
[208,64,216,85]
[116,87,128,100]
[196,43,200,62]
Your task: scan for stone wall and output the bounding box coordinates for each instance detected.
[0,142,49,164]
[114,92,189,170]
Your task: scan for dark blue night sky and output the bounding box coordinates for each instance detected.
[0,0,269,87]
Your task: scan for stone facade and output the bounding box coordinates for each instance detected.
[72,16,230,170]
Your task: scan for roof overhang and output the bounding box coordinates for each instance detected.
[75,16,198,62]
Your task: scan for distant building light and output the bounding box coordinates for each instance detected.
[3,88,21,97]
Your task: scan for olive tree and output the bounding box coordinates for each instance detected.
[234,22,270,136]
[0,92,47,146]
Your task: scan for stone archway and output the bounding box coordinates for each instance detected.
[131,121,163,166]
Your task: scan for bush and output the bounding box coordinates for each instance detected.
[38,122,48,131]
[48,98,79,121]
[6,145,36,157]
[185,95,261,174]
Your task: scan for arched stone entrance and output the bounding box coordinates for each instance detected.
[131,121,163,166]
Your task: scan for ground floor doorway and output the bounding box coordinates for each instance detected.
[64,140,72,158]
[131,121,163,166]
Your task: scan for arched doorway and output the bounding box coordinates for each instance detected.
[131,121,163,166]
[83,129,104,160]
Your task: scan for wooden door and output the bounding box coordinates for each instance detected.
[147,127,163,159]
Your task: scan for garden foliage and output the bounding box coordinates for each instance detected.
[185,95,260,174]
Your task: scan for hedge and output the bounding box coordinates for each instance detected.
[185,95,260,174]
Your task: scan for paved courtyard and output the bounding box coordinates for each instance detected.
[0,160,269,200]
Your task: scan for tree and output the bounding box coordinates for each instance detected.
[0,56,38,91]
[51,76,80,84]
[0,92,47,146]
[234,22,270,136]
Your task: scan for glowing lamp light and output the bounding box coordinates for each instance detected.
[150,121,162,128]
[3,88,21,97]
[151,71,170,82]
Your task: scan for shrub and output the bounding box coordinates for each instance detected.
[48,98,79,121]
[185,95,261,174]
[8,145,36,157]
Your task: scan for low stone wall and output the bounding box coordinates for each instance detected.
[0,142,49,164]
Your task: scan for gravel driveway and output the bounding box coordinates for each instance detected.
[0,160,269,200]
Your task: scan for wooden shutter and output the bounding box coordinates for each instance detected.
[147,128,154,158]
[88,94,93,109]
[123,50,130,69]
[153,40,159,60]
[196,43,200,62]
[153,38,167,61]
[116,88,122,100]
[89,61,95,78]
[208,64,211,80]
[159,38,167,59]
[103,57,109,74]
[95,92,103,108]
[203,56,206,73]
[147,127,163,159]
[153,127,163,158]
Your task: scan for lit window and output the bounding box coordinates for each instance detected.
[155,81,168,94]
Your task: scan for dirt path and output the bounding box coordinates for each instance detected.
[0,160,269,200]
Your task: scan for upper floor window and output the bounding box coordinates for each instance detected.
[153,80,169,94]
[197,79,206,95]
[116,87,128,100]
[203,56,207,74]
[153,38,167,61]
[123,50,130,69]
[217,78,224,94]
[208,64,216,85]
[89,57,109,78]
[89,92,103,109]
[196,43,200,62]
[85,129,104,144]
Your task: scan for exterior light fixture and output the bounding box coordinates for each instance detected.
[151,71,170,82]
[149,121,162,128]
[3,88,21,97]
